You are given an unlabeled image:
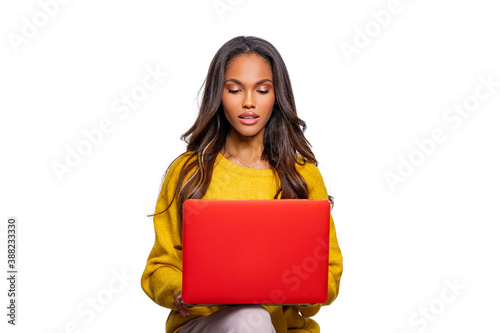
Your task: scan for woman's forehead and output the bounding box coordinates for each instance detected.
[225,54,273,81]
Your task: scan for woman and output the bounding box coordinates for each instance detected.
[141,35,343,333]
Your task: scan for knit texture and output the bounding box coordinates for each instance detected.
[141,151,343,333]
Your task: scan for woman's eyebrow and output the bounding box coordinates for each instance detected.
[224,78,273,85]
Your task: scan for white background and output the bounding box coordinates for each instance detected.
[1,0,499,332]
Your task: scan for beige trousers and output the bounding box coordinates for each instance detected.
[179,305,276,333]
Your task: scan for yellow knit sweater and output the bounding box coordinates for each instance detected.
[141,151,343,333]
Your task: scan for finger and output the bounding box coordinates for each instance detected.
[175,292,189,317]
[173,292,181,310]
[178,294,189,317]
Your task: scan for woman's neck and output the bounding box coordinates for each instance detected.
[222,130,270,169]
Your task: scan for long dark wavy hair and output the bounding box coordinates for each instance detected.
[148,36,334,241]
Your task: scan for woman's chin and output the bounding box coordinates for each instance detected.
[232,128,265,139]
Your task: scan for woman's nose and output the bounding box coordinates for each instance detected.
[243,90,255,108]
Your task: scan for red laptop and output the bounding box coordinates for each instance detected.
[182,199,331,306]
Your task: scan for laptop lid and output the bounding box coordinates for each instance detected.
[182,199,330,305]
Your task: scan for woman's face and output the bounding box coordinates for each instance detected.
[221,53,275,140]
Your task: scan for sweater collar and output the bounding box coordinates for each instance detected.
[215,152,276,177]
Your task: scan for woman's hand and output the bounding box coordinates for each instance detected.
[173,290,190,317]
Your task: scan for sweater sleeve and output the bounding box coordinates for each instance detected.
[297,162,343,318]
[140,154,189,310]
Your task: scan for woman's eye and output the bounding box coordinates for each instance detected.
[227,89,269,94]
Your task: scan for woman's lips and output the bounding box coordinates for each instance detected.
[238,111,260,125]
[238,116,260,125]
